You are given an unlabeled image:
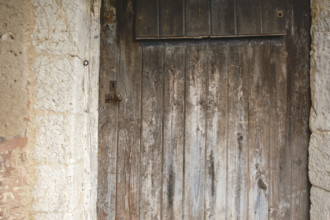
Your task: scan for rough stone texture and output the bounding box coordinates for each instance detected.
[309,133,330,191]
[0,0,100,219]
[310,187,330,220]
[309,0,330,219]
[28,0,100,219]
[310,0,330,132]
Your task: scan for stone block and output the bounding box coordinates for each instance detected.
[310,186,330,220]
[310,0,330,131]
[30,0,79,55]
[33,114,85,164]
[309,132,330,191]
[32,163,83,213]
[33,56,81,112]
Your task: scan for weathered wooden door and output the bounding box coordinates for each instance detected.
[98,0,311,219]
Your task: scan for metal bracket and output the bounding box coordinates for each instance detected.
[105,80,122,103]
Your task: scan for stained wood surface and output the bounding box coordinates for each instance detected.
[98,0,310,219]
[162,44,185,220]
[185,0,210,37]
[210,0,236,35]
[184,42,208,219]
[135,0,286,39]
[159,0,184,37]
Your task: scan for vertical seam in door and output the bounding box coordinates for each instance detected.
[183,0,186,36]
[139,45,144,220]
[225,41,229,220]
[259,0,263,34]
[157,0,160,37]
[208,0,212,35]
[246,41,251,220]
[204,40,210,220]
[267,39,272,220]
[115,19,121,220]
[160,44,166,220]
[234,0,237,35]
[182,42,187,220]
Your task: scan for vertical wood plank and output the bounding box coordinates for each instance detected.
[159,0,184,37]
[162,43,185,220]
[268,39,288,220]
[97,0,119,219]
[135,0,159,39]
[140,44,164,220]
[184,42,207,219]
[186,0,210,37]
[116,0,142,219]
[261,0,286,34]
[236,0,262,35]
[226,40,249,220]
[247,40,271,220]
[210,0,236,36]
[205,40,229,220]
[287,0,311,218]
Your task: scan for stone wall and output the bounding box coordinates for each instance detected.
[309,0,330,219]
[0,0,100,219]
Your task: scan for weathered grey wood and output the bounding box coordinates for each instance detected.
[186,0,210,37]
[211,0,236,36]
[97,0,118,219]
[159,0,184,37]
[140,45,164,220]
[261,0,286,34]
[115,0,142,219]
[226,40,249,220]
[205,40,229,219]
[162,43,185,220]
[99,0,310,218]
[247,40,271,220]
[287,0,311,219]
[236,0,262,35]
[184,42,207,219]
[268,39,288,220]
[135,0,158,39]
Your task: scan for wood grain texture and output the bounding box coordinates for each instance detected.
[261,0,286,34]
[268,39,288,220]
[97,0,119,219]
[287,0,311,219]
[140,45,164,220]
[98,0,310,218]
[226,40,249,220]
[247,40,271,220]
[162,43,185,220]
[211,0,236,36]
[205,40,229,220]
[159,0,184,37]
[135,0,158,38]
[184,42,207,219]
[115,0,142,219]
[185,0,210,37]
[235,0,262,35]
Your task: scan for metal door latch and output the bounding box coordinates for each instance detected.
[105,80,122,103]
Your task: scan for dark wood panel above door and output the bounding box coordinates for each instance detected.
[135,0,286,39]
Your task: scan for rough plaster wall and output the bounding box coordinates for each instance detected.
[309,0,330,219]
[0,0,100,219]
[0,1,34,219]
